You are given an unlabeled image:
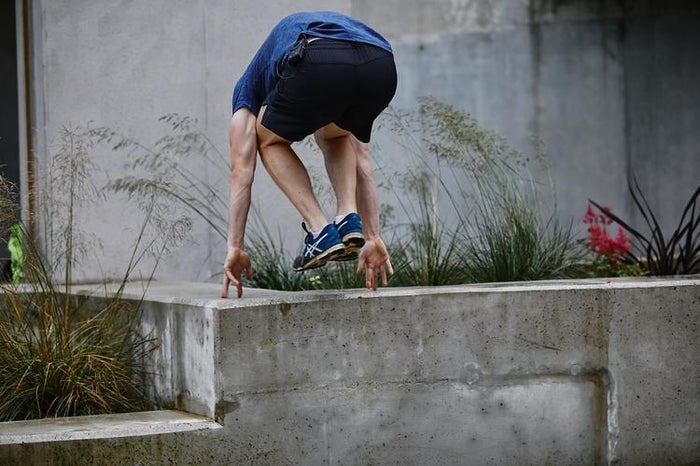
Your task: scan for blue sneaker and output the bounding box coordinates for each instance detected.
[293,223,345,271]
[332,212,365,261]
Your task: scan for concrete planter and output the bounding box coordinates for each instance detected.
[1,278,699,465]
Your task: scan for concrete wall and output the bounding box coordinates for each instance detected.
[370,0,700,235]
[22,0,700,283]
[1,278,698,464]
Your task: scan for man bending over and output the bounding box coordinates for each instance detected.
[222,11,397,298]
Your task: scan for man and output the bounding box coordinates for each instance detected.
[221,11,397,298]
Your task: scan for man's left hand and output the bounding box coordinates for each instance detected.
[356,237,393,290]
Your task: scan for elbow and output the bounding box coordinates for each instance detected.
[230,147,257,188]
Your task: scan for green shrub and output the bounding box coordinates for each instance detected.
[381,97,580,285]
[0,275,155,420]
[0,127,161,421]
[386,171,468,287]
[0,228,157,421]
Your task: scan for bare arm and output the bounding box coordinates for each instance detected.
[221,108,257,298]
[352,137,393,290]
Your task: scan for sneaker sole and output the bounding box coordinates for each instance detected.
[293,243,346,272]
[332,235,366,262]
[341,232,365,243]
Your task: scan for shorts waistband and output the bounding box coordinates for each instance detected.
[305,37,388,53]
[306,37,352,46]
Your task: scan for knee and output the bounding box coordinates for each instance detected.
[258,136,289,157]
[314,129,352,154]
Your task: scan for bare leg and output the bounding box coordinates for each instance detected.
[314,124,358,218]
[256,109,328,232]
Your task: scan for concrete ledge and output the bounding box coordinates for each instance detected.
[0,410,220,444]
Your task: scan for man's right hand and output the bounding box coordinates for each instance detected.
[221,247,253,298]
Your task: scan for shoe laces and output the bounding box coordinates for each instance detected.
[301,222,314,242]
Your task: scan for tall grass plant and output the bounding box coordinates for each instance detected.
[102,102,580,291]
[381,97,579,284]
[0,127,163,421]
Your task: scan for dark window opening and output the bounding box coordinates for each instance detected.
[1,0,20,280]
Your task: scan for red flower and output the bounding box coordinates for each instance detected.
[583,203,630,266]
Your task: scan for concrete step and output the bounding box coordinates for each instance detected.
[0,410,221,445]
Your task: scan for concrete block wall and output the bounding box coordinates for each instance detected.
[207,279,699,464]
[3,278,694,464]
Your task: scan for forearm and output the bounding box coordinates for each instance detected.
[227,109,258,249]
[227,172,253,249]
[353,138,393,288]
[353,140,382,241]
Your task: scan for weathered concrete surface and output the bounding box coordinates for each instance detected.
[0,411,227,465]
[21,1,700,284]
[2,278,697,464]
[608,285,700,465]
[218,379,600,465]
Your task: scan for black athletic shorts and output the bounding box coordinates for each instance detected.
[261,38,397,143]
